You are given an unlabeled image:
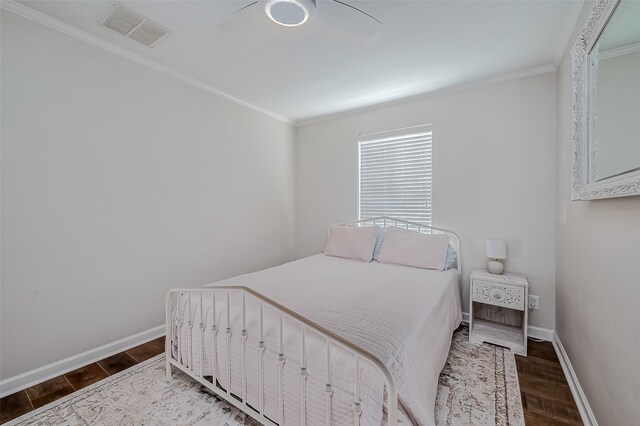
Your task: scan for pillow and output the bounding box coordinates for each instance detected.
[377,227,450,270]
[372,227,386,260]
[373,229,457,268]
[324,225,380,262]
[444,244,458,270]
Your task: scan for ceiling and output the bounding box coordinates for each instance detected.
[15,0,584,124]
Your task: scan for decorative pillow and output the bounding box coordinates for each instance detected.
[324,225,380,262]
[373,230,457,268]
[377,227,450,270]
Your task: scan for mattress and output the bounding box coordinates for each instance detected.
[172,254,462,425]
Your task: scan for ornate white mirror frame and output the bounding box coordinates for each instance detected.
[571,0,640,200]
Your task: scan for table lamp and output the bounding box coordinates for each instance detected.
[486,238,507,274]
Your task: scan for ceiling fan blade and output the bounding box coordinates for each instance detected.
[313,0,382,42]
[216,1,260,31]
[331,0,382,25]
[234,1,260,14]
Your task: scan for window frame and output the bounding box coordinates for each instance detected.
[357,124,433,226]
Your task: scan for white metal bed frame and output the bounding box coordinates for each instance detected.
[165,217,462,426]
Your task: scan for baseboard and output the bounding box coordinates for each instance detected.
[461,312,554,341]
[527,325,554,341]
[552,333,599,426]
[0,324,165,398]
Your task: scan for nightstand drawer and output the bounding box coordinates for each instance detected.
[472,280,525,310]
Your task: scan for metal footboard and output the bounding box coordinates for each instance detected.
[165,286,398,426]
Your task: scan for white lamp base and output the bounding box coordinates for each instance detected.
[487,260,504,275]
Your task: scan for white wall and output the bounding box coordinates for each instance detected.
[1,11,295,379]
[556,2,640,423]
[295,72,558,330]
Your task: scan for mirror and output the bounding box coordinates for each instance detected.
[571,0,640,200]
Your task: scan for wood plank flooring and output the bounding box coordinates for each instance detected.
[516,340,583,425]
[0,336,164,424]
[1,337,582,425]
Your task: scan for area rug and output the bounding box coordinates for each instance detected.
[8,327,524,425]
[435,327,524,425]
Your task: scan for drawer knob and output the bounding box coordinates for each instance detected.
[493,291,502,300]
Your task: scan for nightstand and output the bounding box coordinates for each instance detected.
[469,269,528,356]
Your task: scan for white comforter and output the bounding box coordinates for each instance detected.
[173,254,461,425]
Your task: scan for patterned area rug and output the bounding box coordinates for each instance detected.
[435,327,524,425]
[8,327,523,425]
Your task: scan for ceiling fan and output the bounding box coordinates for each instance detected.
[217,0,382,37]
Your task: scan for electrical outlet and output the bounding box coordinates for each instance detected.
[528,295,539,310]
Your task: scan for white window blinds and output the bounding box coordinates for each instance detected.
[358,124,432,225]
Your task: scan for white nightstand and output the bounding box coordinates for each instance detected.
[469,269,529,356]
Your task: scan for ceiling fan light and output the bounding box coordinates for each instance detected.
[265,0,316,27]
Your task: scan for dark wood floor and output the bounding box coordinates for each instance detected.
[1,337,582,425]
[516,341,583,425]
[0,336,165,424]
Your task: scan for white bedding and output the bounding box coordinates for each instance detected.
[173,254,461,425]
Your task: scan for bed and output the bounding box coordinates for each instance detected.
[165,217,462,426]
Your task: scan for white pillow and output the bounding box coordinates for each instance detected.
[377,227,450,270]
[324,225,380,262]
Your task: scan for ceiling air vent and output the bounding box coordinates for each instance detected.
[100,4,171,48]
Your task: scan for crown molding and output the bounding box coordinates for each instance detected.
[0,0,294,125]
[296,63,557,127]
[599,42,640,60]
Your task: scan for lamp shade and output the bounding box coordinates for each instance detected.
[486,238,507,259]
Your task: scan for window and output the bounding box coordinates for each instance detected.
[358,124,432,225]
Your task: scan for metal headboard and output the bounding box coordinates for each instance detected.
[337,216,462,273]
